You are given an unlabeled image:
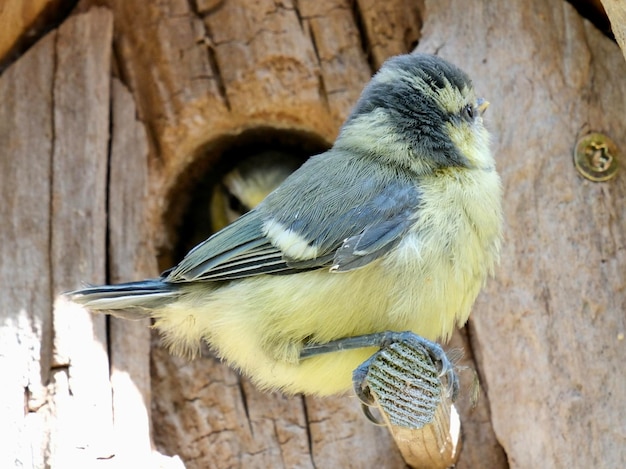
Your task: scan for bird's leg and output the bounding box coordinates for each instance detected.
[300,331,459,406]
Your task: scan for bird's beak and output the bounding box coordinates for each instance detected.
[477,98,490,116]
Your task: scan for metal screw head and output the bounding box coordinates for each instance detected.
[574,133,619,182]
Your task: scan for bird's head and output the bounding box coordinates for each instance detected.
[335,53,493,175]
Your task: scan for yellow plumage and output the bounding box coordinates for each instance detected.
[153,166,501,395]
[68,53,503,396]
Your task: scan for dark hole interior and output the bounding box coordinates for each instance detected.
[158,127,330,271]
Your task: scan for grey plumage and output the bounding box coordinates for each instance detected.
[70,280,180,319]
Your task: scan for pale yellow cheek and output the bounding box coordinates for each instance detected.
[446,121,491,169]
[338,110,401,154]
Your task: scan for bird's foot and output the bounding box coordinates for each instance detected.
[301,331,458,406]
[353,332,459,409]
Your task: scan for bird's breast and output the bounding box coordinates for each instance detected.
[380,167,502,340]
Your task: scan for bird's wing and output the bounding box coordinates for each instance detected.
[166,210,286,282]
[166,154,420,283]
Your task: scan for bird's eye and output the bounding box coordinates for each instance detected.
[227,192,247,215]
[462,105,475,121]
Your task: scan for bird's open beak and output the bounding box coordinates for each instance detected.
[477,98,490,116]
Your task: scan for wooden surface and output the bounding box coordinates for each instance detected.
[107,77,158,466]
[418,1,626,467]
[0,7,115,466]
[1,0,625,468]
[601,0,626,61]
[0,21,55,469]
[48,9,114,465]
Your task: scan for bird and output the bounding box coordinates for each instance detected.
[209,151,303,232]
[176,150,305,264]
[68,53,502,397]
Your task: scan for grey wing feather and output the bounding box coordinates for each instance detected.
[262,152,420,273]
[330,217,413,272]
[166,211,291,282]
[166,150,420,282]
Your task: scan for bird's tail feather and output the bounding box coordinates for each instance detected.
[66,279,180,320]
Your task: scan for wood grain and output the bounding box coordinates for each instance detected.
[299,0,373,123]
[0,26,55,469]
[418,1,626,467]
[0,6,118,467]
[2,0,625,467]
[355,0,423,69]
[107,77,156,465]
[601,0,626,61]
[48,7,115,465]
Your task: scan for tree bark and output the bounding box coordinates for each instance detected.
[417,1,626,467]
[1,1,624,468]
[601,0,626,61]
[0,22,55,469]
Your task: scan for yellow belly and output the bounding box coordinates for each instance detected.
[153,169,502,395]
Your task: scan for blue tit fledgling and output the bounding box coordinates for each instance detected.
[68,53,502,396]
[210,151,302,232]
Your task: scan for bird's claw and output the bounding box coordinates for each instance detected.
[352,355,377,406]
[352,331,460,414]
[353,358,387,425]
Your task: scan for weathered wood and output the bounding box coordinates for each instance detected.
[418,1,626,467]
[303,395,406,468]
[4,0,625,467]
[447,329,508,469]
[104,0,227,169]
[48,7,115,465]
[108,76,185,467]
[151,348,316,468]
[385,403,460,469]
[202,0,319,115]
[355,0,423,69]
[601,0,626,61]
[0,6,118,467]
[107,77,156,464]
[298,0,372,123]
[0,27,55,469]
